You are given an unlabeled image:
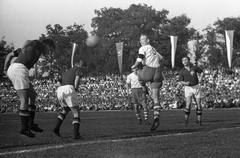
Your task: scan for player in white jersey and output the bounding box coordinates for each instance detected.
[131,34,165,131]
[126,67,151,125]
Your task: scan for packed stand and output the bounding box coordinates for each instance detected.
[1,69,240,113]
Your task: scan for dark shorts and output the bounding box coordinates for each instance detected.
[137,65,163,89]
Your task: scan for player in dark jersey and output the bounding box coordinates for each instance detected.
[4,39,55,138]
[53,61,83,139]
[177,56,204,127]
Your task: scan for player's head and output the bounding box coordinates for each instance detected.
[140,34,150,46]
[182,56,190,66]
[41,39,55,55]
[74,60,84,68]
[131,67,138,74]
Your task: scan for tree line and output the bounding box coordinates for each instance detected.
[1,3,240,78]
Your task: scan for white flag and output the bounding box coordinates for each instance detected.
[225,30,234,68]
[170,36,178,68]
[116,42,124,74]
[71,43,78,68]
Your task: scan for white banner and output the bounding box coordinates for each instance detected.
[116,42,124,74]
[71,43,78,68]
[225,30,234,68]
[170,36,178,68]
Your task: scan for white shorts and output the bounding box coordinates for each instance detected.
[7,63,30,90]
[184,85,203,98]
[56,85,79,108]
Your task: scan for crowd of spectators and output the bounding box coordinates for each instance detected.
[0,68,240,113]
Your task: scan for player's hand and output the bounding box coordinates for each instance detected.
[131,65,137,69]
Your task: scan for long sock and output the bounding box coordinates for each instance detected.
[54,113,66,130]
[196,108,202,121]
[143,110,149,120]
[72,118,81,137]
[153,103,161,120]
[185,108,190,122]
[28,105,36,126]
[19,110,30,131]
[135,113,141,120]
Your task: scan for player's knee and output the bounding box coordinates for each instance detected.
[63,107,70,114]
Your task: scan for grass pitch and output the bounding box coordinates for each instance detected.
[0,109,240,158]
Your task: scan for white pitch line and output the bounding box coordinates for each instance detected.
[0,126,240,156]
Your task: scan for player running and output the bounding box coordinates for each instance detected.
[131,34,165,131]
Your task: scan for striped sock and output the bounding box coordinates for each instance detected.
[144,111,149,120]
[135,113,141,120]
[153,103,161,119]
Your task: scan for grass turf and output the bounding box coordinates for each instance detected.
[0,109,240,158]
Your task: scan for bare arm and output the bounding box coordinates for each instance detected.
[131,60,141,69]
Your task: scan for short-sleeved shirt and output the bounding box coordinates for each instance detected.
[126,72,141,88]
[178,66,203,86]
[62,66,83,86]
[14,40,45,69]
[137,44,163,68]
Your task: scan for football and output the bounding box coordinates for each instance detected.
[86,35,100,47]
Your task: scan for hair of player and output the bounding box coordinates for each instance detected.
[41,39,55,50]
[182,56,190,61]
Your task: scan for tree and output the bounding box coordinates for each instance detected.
[213,17,240,69]
[91,4,195,74]
[161,14,195,68]
[38,23,88,78]
[202,26,224,68]
[0,36,14,77]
